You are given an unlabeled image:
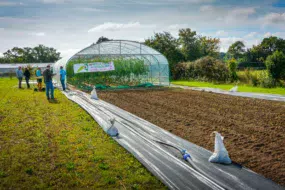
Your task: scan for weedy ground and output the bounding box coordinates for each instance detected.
[0,78,166,189]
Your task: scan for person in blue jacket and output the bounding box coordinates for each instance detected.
[15,66,23,89]
[35,67,43,91]
[60,66,66,91]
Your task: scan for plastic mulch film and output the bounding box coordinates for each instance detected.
[171,84,285,102]
[62,90,283,190]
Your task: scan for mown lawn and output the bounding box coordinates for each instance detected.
[0,78,165,189]
[172,80,285,95]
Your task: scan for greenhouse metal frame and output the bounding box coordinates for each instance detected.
[53,40,169,86]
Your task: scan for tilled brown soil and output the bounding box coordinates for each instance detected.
[98,88,285,186]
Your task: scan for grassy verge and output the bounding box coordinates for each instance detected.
[0,78,165,189]
[172,80,285,95]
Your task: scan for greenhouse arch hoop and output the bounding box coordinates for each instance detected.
[53,40,170,86]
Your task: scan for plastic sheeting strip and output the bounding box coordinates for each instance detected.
[62,90,283,190]
[171,84,285,102]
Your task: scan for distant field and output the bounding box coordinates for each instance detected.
[172,80,285,95]
[0,78,165,189]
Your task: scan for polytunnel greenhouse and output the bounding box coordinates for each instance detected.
[53,40,169,90]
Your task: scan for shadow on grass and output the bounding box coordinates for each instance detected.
[48,99,60,104]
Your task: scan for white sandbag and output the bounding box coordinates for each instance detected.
[91,86,98,100]
[209,132,231,164]
[107,118,119,137]
[229,85,238,92]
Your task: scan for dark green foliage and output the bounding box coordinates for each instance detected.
[0,45,61,63]
[227,41,246,60]
[227,59,238,82]
[145,32,184,74]
[144,29,220,74]
[173,56,229,82]
[266,50,285,81]
[237,62,266,70]
[96,36,111,44]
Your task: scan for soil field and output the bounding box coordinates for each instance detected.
[98,88,285,186]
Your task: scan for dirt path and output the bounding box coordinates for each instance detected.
[98,88,285,186]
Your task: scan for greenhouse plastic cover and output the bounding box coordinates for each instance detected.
[62,89,283,190]
[171,84,285,102]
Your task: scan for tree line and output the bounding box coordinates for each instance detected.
[0,45,61,63]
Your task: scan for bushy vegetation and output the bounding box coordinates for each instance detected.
[266,50,285,81]
[227,59,238,82]
[145,29,220,74]
[67,58,149,87]
[173,56,229,82]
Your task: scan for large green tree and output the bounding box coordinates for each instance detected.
[265,50,285,81]
[227,41,246,60]
[0,45,61,63]
[145,32,184,73]
[178,28,201,61]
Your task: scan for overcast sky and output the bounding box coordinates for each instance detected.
[0,0,285,57]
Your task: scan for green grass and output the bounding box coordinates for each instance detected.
[172,80,285,95]
[0,78,166,189]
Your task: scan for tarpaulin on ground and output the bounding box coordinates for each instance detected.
[62,90,283,190]
[171,84,285,102]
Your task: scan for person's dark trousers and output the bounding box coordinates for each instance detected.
[60,79,65,91]
[18,77,22,88]
[25,77,30,88]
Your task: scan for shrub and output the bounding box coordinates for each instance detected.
[173,56,229,82]
[266,50,285,81]
[227,59,238,82]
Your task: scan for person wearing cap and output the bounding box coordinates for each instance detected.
[23,67,31,89]
[36,67,43,91]
[60,66,66,91]
[15,66,23,89]
[43,65,54,100]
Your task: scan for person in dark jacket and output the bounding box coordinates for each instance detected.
[23,67,31,88]
[43,65,54,100]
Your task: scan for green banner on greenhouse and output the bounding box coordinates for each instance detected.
[74,62,115,73]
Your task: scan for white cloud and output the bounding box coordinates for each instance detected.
[168,24,189,30]
[88,22,156,33]
[263,12,285,24]
[273,32,285,38]
[219,37,243,52]
[216,30,228,36]
[42,0,65,4]
[59,48,81,57]
[200,5,215,12]
[29,32,46,36]
[0,2,23,6]
[225,7,256,22]
[264,32,272,38]
[245,32,257,38]
[76,7,105,12]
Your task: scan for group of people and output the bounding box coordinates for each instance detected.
[16,65,66,100]
[16,67,31,89]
